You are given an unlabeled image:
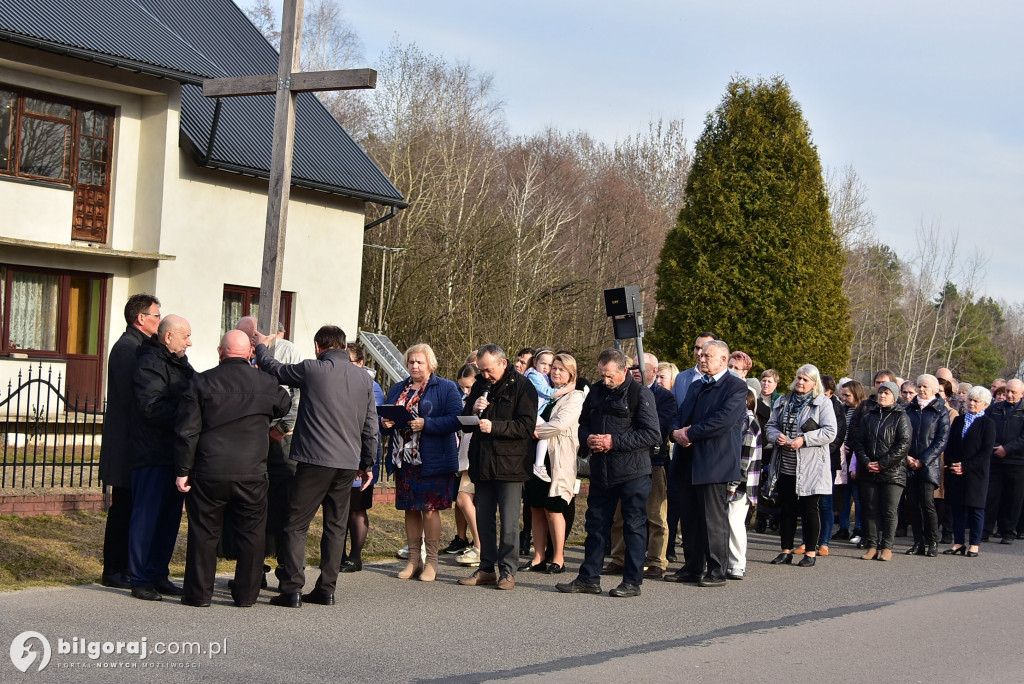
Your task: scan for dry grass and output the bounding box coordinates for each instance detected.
[0,495,589,591]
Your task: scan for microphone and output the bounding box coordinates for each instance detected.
[477,386,491,418]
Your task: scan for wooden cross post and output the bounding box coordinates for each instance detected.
[202,0,376,337]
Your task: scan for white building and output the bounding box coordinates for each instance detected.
[0,0,405,403]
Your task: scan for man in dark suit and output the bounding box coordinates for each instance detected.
[174,330,291,607]
[985,378,1024,543]
[98,293,160,589]
[666,339,747,587]
[252,325,377,608]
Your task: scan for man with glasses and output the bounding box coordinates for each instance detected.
[98,294,160,590]
[458,344,538,591]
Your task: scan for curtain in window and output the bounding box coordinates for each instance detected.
[9,272,59,350]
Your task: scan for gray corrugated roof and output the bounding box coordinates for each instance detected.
[0,0,406,206]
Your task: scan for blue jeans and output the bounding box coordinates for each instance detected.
[838,481,862,532]
[817,493,834,546]
[579,475,652,585]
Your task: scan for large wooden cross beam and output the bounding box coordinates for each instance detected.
[202,0,376,338]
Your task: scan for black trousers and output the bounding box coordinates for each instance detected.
[985,461,1024,538]
[278,462,355,595]
[906,478,939,544]
[778,473,821,551]
[676,457,730,580]
[183,478,268,605]
[102,485,132,577]
[266,435,296,558]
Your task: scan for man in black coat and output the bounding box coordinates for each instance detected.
[667,339,747,587]
[98,293,161,589]
[252,325,376,608]
[604,353,676,579]
[556,349,661,598]
[128,314,195,601]
[984,378,1024,543]
[458,344,538,591]
[174,330,291,607]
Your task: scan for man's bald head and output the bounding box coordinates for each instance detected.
[935,367,954,383]
[220,329,253,361]
[157,314,192,357]
[235,316,258,338]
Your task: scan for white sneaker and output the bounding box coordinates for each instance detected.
[396,545,410,560]
[533,465,551,482]
[849,535,862,546]
[456,547,480,566]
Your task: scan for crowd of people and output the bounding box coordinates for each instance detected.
[97,294,1024,605]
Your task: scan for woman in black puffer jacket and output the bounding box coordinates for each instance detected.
[850,382,912,561]
[904,374,950,557]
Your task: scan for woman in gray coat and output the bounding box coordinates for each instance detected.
[765,364,837,567]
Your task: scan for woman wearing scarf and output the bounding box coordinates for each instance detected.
[382,344,464,581]
[850,381,912,561]
[765,364,837,567]
[943,386,996,557]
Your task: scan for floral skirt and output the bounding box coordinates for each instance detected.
[395,462,454,511]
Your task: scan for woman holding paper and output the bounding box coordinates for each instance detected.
[382,344,464,581]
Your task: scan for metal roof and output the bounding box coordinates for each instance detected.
[0,0,406,207]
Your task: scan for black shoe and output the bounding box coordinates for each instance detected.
[797,555,816,568]
[698,574,727,587]
[301,590,335,605]
[555,578,602,594]
[665,552,678,563]
[154,579,184,596]
[924,543,938,557]
[519,560,548,572]
[905,543,921,555]
[770,552,793,565]
[544,563,564,575]
[233,600,255,608]
[832,529,850,541]
[942,546,966,555]
[443,535,471,554]
[269,592,302,608]
[664,570,700,583]
[131,585,162,601]
[101,572,132,589]
[180,596,210,608]
[609,582,642,597]
[966,549,979,557]
[940,532,953,544]
[1001,537,1015,545]
[340,560,362,573]
[1018,532,1024,540]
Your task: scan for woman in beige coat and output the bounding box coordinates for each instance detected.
[520,353,583,574]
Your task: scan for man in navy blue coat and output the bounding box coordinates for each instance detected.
[666,339,747,587]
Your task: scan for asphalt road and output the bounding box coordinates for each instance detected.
[2,532,1022,683]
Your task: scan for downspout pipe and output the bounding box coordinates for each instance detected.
[364,206,398,231]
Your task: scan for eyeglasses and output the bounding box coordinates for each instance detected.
[141,313,162,318]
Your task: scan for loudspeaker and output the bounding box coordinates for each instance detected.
[604,286,641,317]
[613,316,639,339]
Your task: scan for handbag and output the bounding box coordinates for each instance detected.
[759,448,781,508]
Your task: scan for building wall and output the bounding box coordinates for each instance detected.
[0,47,368,384]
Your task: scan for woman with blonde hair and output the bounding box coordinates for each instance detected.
[656,362,679,392]
[381,344,464,581]
[520,353,583,574]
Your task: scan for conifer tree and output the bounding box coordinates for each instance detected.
[651,76,851,381]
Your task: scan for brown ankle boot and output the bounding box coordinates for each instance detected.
[878,548,893,562]
[420,538,440,582]
[860,548,878,560]
[398,539,423,579]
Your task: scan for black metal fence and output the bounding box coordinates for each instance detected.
[1,363,103,488]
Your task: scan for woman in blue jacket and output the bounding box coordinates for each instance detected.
[382,344,464,582]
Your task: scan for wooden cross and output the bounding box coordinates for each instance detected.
[202,0,376,337]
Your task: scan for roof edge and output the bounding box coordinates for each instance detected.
[0,32,208,85]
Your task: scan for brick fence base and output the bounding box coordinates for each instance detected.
[0,493,107,516]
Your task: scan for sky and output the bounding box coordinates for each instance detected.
[238,1,1024,303]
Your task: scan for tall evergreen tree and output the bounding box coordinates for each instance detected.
[651,76,851,381]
